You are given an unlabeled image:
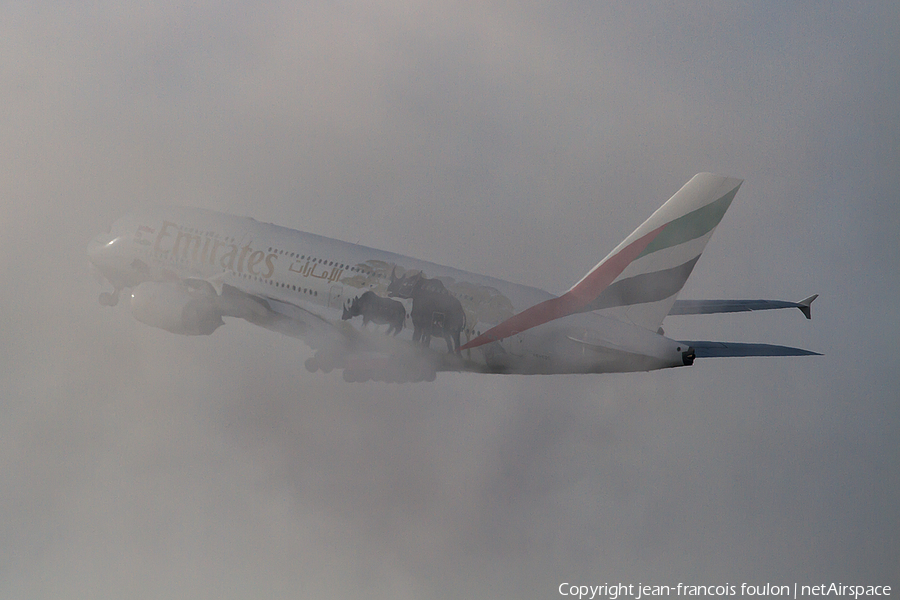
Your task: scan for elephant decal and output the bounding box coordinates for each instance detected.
[387,268,466,354]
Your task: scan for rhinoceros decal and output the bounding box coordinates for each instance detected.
[342,291,406,336]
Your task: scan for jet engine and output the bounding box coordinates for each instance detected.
[130,281,224,335]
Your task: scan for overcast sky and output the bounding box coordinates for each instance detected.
[1,2,898,598]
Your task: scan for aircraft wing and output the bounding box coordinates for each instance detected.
[670,294,817,319]
[682,340,821,358]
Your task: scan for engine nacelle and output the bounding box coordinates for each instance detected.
[130,281,223,335]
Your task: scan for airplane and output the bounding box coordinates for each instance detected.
[87,173,819,382]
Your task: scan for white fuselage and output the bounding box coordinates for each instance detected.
[88,206,689,374]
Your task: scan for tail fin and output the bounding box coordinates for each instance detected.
[579,173,743,330]
[460,174,742,350]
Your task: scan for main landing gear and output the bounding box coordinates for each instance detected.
[99,289,120,307]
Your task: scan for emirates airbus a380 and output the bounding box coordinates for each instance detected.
[88,173,819,382]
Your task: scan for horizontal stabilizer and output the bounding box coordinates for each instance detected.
[670,294,818,319]
[683,340,821,358]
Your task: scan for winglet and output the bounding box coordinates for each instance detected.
[798,294,818,320]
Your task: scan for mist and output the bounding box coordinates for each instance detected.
[2,2,898,598]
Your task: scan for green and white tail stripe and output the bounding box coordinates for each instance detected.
[582,173,742,331]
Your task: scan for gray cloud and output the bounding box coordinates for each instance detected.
[1,1,898,598]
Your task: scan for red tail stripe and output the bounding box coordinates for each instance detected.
[460,224,665,350]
